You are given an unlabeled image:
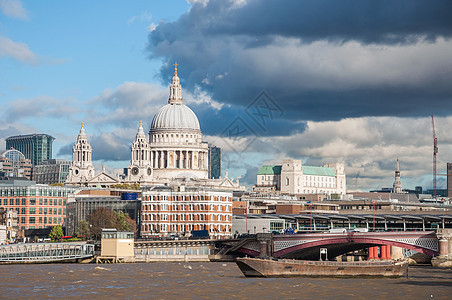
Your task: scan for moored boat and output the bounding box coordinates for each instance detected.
[236,257,409,278]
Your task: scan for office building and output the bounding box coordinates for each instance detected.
[141,186,233,238]
[6,134,55,166]
[0,149,32,179]
[208,146,221,179]
[0,179,76,230]
[255,159,346,197]
[33,159,71,185]
[66,189,141,236]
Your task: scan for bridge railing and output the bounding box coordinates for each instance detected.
[0,243,95,262]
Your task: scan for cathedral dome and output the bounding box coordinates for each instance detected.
[151,103,200,131]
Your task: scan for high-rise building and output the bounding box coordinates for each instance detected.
[33,159,71,185]
[447,163,452,198]
[0,149,32,179]
[5,134,55,166]
[208,146,221,179]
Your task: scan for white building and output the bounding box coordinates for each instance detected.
[66,64,242,191]
[255,159,346,197]
[141,187,233,238]
[125,63,209,183]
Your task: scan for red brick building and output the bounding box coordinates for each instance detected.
[0,179,77,230]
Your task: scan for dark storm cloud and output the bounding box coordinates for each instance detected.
[147,0,452,125]
[151,0,452,46]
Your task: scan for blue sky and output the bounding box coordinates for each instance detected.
[1,0,452,191]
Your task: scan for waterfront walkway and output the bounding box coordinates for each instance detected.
[0,243,95,263]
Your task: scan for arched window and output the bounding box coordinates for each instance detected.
[285,177,289,186]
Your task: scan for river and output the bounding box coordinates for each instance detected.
[1,263,451,299]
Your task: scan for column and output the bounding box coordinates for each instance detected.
[439,239,448,256]
[160,150,164,169]
[173,150,176,168]
[185,150,189,169]
[155,151,159,168]
[150,151,153,168]
[385,244,391,259]
[381,245,388,260]
[367,247,374,260]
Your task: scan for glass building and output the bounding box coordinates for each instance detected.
[6,134,55,166]
[33,159,71,184]
[208,145,221,179]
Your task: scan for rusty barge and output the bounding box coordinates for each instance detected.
[236,257,409,278]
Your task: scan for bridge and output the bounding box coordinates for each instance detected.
[218,231,440,260]
[0,243,95,263]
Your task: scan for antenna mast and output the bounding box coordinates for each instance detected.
[431,115,438,197]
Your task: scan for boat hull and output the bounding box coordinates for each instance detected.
[236,258,408,278]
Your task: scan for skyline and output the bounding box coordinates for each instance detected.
[1,0,452,191]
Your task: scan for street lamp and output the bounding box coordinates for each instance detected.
[441,198,446,229]
[372,201,376,232]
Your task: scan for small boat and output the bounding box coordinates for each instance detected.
[236,257,409,278]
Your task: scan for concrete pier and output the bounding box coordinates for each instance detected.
[432,229,452,267]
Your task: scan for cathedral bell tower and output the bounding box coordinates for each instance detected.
[66,122,96,185]
[127,121,153,183]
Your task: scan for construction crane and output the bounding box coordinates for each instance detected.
[431,115,438,198]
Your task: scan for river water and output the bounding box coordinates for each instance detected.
[1,263,451,299]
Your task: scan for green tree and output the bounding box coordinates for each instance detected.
[76,220,91,239]
[88,207,137,240]
[115,211,137,233]
[49,225,63,241]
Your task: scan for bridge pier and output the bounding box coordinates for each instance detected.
[432,229,452,267]
[257,233,273,258]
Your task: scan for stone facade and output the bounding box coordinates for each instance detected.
[255,159,346,197]
[393,159,403,194]
[66,123,96,185]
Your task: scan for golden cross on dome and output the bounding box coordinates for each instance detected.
[174,62,178,76]
[140,120,142,127]
[81,121,84,128]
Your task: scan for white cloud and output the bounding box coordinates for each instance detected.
[3,95,79,122]
[0,0,28,20]
[127,11,152,25]
[146,23,157,32]
[0,35,36,64]
[184,85,223,110]
[88,82,167,128]
[219,116,452,191]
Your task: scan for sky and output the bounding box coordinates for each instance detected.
[1,0,452,191]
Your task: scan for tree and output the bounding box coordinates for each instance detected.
[76,220,91,239]
[88,207,118,240]
[49,225,63,241]
[88,207,137,240]
[115,211,137,233]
